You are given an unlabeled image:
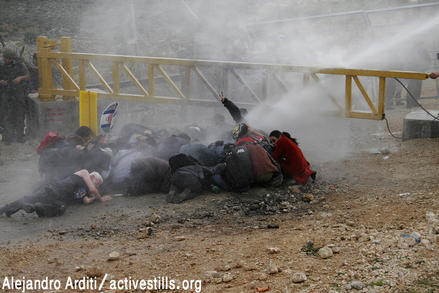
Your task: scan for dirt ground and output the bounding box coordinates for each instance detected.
[1,102,439,293]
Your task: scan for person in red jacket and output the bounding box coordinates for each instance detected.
[269,130,316,185]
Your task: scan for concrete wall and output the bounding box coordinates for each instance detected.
[27,95,78,139]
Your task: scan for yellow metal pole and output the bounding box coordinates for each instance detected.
[79,60,86,90]
[89,91,98,135]
[79,91,90,128]
[183,66,191,99]
[79,91,98,135]
[345,75,352,117]
[60,37,74,100]
[378,77,386,118]
[37,36,54,101]
[148,64,155,96]
[113,62,120,94]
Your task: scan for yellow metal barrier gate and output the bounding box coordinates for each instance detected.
[37,36,429,126]
[79,91,98,134]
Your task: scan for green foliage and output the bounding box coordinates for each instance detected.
[368,279,384,287]
[300,241,321,256]
[416,272,439,291]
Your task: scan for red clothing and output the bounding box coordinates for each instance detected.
[235,135,265,146]
[272,135,315,185]
[245,144,279,178]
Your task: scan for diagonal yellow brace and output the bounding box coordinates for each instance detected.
[311,73,343,111]
[231,68,262,103]
[121,64,149,96]
[156,65,186,99]
[51,60,80,90]
[148,64,155,96]
[353,75,377,114]
[88,61,114,94]
[193,66,218,99]
[272,72,289,93]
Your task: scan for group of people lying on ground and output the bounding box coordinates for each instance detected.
[0,95,316,218]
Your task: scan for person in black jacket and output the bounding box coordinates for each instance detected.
[0,170,111,217]
[219,91,248,124]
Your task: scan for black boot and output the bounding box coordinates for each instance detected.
[0,201,24,217]
[34,202,66,217]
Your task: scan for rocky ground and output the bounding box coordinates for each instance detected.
[1,104,439,293]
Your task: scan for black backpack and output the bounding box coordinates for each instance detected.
[223,145,254,192]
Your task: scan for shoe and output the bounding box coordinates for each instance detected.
[310,171,317,181]
[34,202,66,217]
[1,201,24,217]
[5,208,16,217]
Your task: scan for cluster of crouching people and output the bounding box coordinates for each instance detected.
[0,99,316,218]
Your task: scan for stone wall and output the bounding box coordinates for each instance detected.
[0,0,93,41]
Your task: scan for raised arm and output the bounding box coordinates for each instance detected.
[219,91,243,124]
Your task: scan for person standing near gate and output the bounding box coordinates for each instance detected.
[0,48,29,144]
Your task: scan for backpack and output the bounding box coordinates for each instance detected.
[245,144,283,186]
[223,145,254,192]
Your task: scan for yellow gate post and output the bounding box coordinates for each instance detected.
[37,36,54,101]
[60,37,75,100]
[79,91,98,135]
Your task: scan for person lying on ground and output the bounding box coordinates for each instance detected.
[155,133,191,160]
[269,130,316,185]
[0,170,111,218]
[179,142,222,167]
[100,136,156,194]
[36,126,95,155]
[128,156,172,196]
[219,91,248,124]
[166,153,225,203]
[37,134,112,182]
[115,123,156,150]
